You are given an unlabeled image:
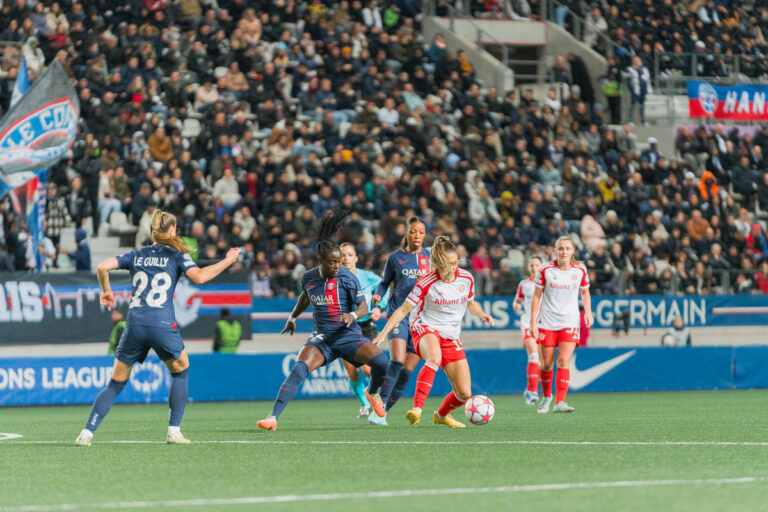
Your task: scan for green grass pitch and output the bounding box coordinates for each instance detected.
[2,390,768,511]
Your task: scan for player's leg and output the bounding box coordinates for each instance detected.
[163,348,191,443]
[408,334,441,426]
[363,336,404,418]
[434,358,471,428]
[76,358,133,446]
[343,359,371,417]
[386,346,419,413]
[523,334,540,405]
[77,326,141,446]
[553,340,577,413]
[537,331,556,414]
[352,342,394,420]
[258,344,326,430]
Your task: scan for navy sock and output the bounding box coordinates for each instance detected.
[377,360,403,405]
[271,360,309,420]
[85,379,127,432]
[366,352,389,395]
[169,368,189,427]
[386,369,413,411]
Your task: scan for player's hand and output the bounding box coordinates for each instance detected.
[100,291,115,311]
[372,294,381,306]
[225,247,241,264]
[584,310,594,328]
[513,302,521,313]
[372,334,385,346]
[281,319,296,335]
[341,313,357,327]
[482,313,495,326]
[370,308,382,321]
[531,324,539,339]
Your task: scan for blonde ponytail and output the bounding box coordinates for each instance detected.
[151,209,192,253]
[430,235,457,273]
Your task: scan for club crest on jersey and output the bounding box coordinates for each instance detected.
[572,275,579,281]
[458,284,466,293]
[327,282,335,290]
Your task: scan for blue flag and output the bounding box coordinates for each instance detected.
[9,57,29,110]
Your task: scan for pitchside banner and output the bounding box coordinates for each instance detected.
[687,80,768,120]
[0,271,251,344]
[251,295,768,333]
[1,347,765,405]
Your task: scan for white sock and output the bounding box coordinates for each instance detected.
[79,429,93,439]
[413,407,422,414]
[168,426,181,435]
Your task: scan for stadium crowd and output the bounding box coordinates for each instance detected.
[0,0,768,298]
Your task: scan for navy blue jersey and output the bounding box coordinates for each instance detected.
[116,244,198,328]
[374,248,431,316]
[301,266,365,335]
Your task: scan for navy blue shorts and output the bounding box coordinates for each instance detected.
[387,317,417,354]
[305,329,368,366]
[115,324,185,365]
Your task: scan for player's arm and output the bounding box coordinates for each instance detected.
[512,283,524,312]
[580,287,593,328]
[186,247,241,284]
[467,300,494,325]
[371,301,415,345]
[97,257,119,311]
[530,287,543,338]
[342,298,368,327]
[372,256,394,305]
[281,291,310,335]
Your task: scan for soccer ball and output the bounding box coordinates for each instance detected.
[464,395,495,425]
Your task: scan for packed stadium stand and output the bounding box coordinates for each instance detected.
[1,0,768,300]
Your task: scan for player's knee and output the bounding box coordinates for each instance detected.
[455,387,472,402]
[540,361,554,372]
[556,357,570,368]
[368,351,388,373]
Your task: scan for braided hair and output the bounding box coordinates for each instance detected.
[316,209,350,260]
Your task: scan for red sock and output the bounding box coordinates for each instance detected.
[555,368,570,403]
[437,391,465,417]
[526,362,540,393]
[413,362,438,409]
[540,369,553,398]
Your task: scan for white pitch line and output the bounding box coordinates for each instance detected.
[2,477,766,511]
[0,433,23,441]
[6,439,768,447]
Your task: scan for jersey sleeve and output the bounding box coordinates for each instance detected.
[405,276,429,307]
[116,251,134,270]
[516,282,524,299]
[467,275,475,300]
[374,255,396,298]
[348,272,365,305]
[533,267,546,288]
[579,266,590,289]
[179,252,199,275]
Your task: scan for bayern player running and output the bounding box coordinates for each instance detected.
[339,242,390,419]
[257,210,398,431]
[513,256,542,405]
[530,236,593,413]
[373,236,495,428]
[75,209,240,446]
[369,216,431,425]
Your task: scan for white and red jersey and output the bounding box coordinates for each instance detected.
[405,269,475,341]
[533,261,589,330]
[515,278,537,331]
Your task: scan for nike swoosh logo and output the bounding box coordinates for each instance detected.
[569,350,636,390]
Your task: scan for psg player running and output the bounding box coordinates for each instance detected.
[531,236,593,414]
[513,256,543,405]
[257,210,398,431]
[75,209,240,446]
[373,236,494,428]
[370,216,431,425]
